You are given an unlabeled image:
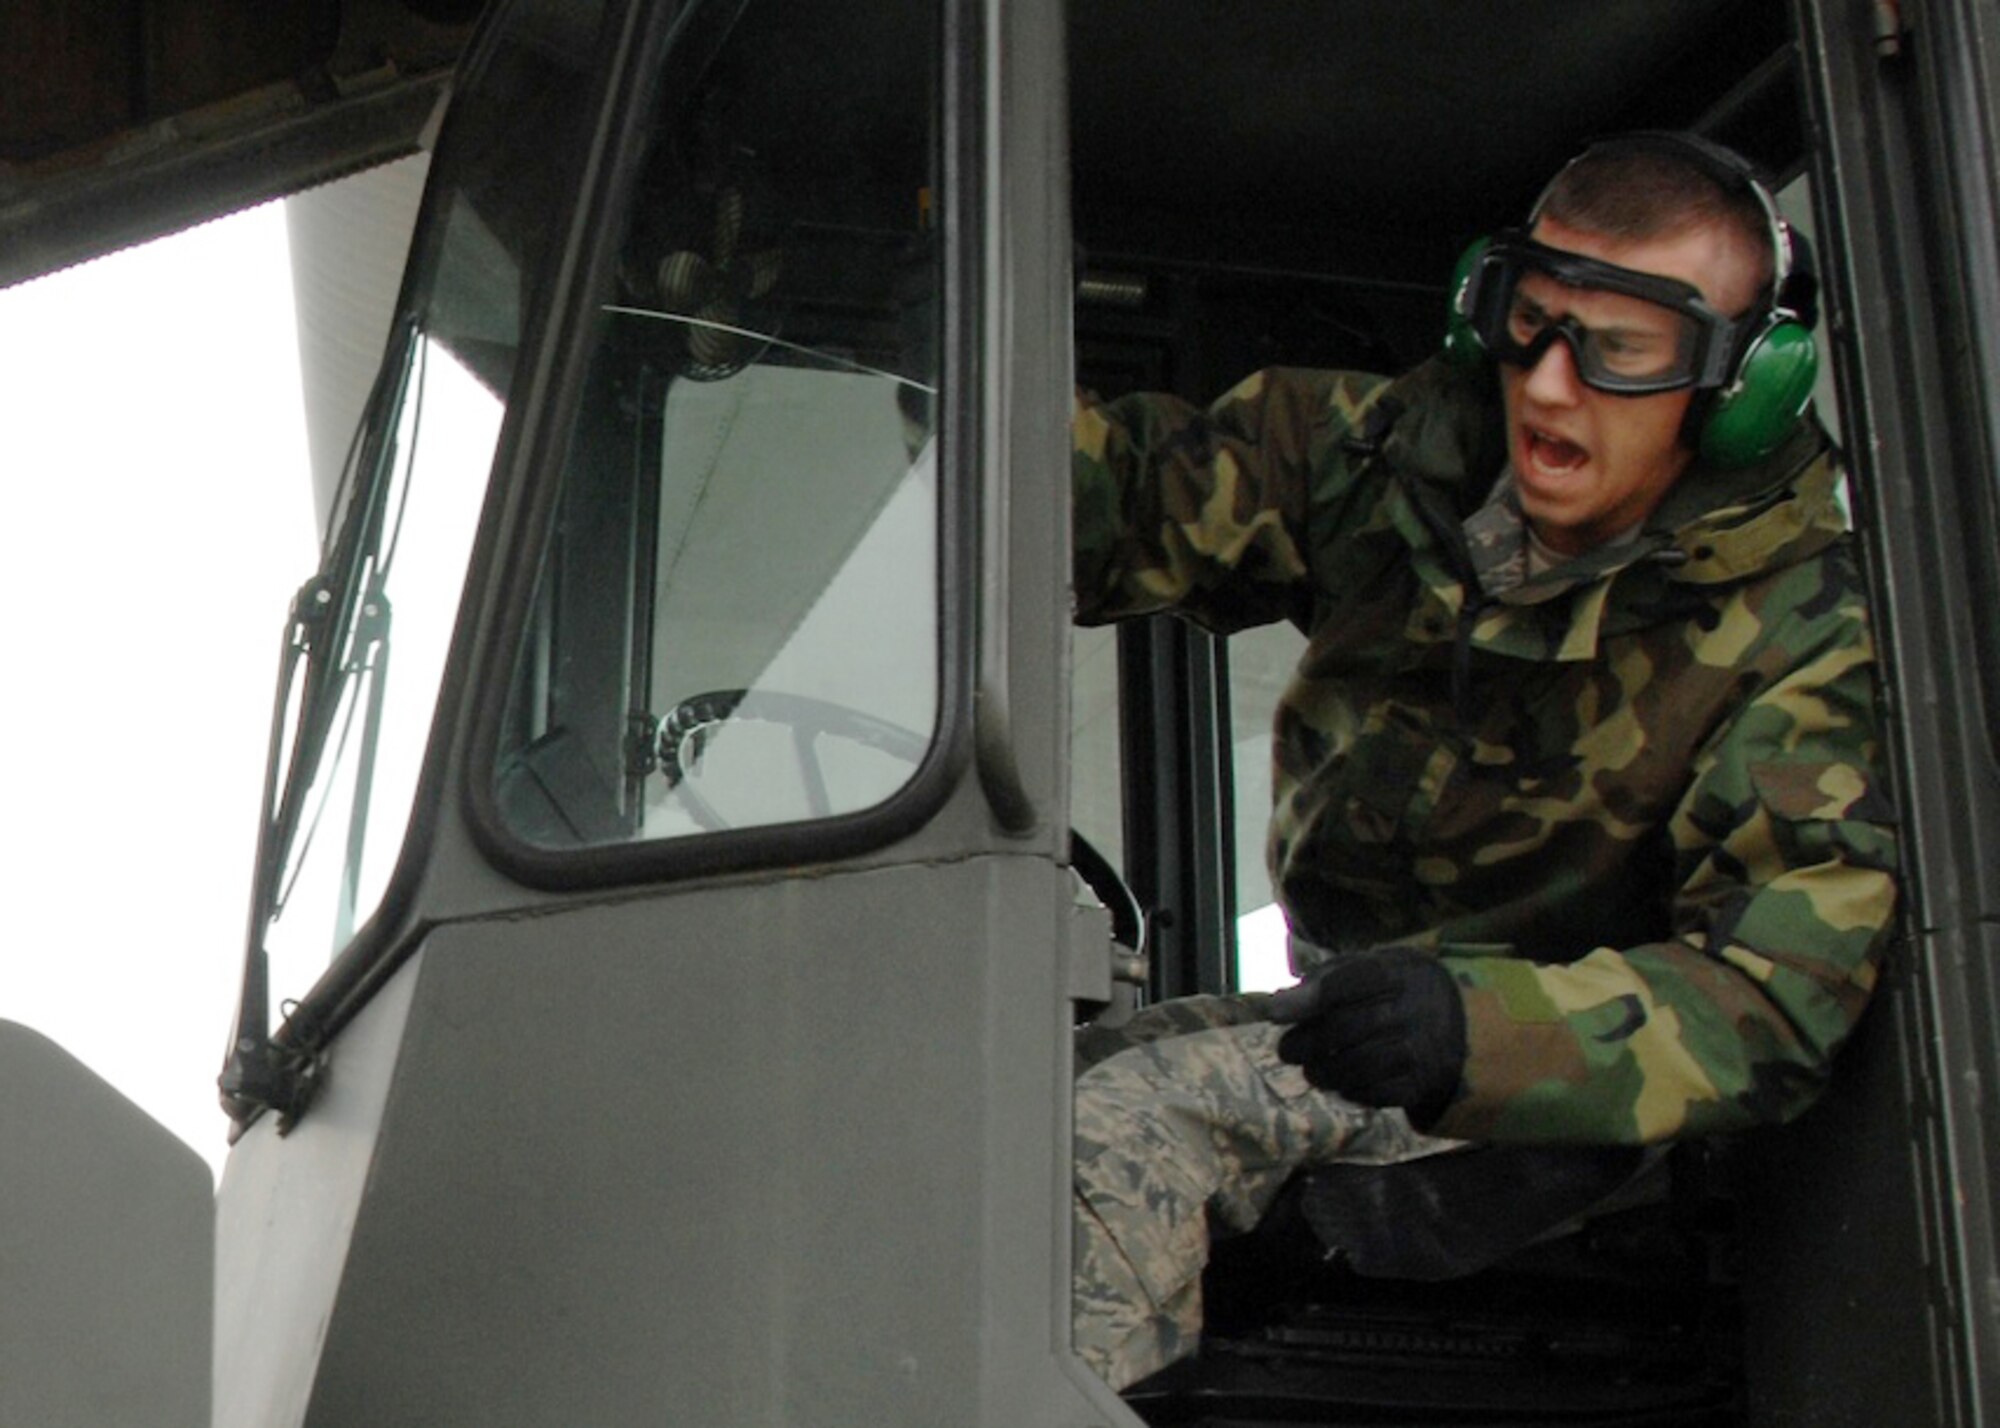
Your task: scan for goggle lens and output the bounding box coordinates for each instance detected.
[1499,286,1707,391]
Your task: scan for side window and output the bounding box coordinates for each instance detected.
[257,3,608,995]
[491,2,943,851]
[1068,617,1303,994]
[1226,623,1306,990]
[1070,625,1125,873]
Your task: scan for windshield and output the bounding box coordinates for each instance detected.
[264,330,499,968]
[223,0,611,1120]
[488,0,945,854]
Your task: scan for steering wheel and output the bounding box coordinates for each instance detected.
[652,688,929,829]
[651,687,1144,952]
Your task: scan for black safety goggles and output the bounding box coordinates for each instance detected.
[1457,232,1747,395]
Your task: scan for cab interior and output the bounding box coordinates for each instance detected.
[1063,2,1861,1425]
[245,0,1913,1421]
[475,0,1875,1421]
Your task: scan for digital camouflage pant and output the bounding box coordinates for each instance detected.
[1071,993,1461,1389]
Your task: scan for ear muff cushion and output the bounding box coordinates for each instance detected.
[1698,320,1819,467]
[1443,237,1491,369]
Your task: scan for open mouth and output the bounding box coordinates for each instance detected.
[1523,426,1590,478]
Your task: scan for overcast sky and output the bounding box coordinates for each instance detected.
[0,201,316,1182]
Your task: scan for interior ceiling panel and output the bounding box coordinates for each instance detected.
[1069,0,1796,281]
[0,0,474,290]
[2,0,1797,295]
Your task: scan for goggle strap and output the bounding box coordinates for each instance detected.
[1530,131,1798,304]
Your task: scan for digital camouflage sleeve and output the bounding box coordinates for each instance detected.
[1073,363,1899,1145]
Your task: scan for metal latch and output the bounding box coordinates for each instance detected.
[1068,904,1149,1026]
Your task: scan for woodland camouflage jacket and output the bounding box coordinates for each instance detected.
[1073,357,1899,1146]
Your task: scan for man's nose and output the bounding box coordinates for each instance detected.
[1522,332,1585,406]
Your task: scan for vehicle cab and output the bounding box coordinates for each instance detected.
[192,1,2000,1424]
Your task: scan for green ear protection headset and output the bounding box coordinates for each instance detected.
[1444,131,1820,469]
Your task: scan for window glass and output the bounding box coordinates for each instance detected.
[1069,625,1125,873]
[260,0,607,995]
[1227,622,1306,991]
[267,335,500,984]
[493,0,943,849]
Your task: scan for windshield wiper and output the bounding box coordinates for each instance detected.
[219,320,419,1132]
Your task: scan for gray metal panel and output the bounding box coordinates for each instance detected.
[975,0,1074,845]
[212,952,423,1428]
[296,857,1130,1426]
[1787,0,2000,1418]
[0,1021,211,1428]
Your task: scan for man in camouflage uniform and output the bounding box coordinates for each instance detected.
[1068,135,1899,1388]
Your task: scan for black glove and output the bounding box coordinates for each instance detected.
[1268,946,1467,1129]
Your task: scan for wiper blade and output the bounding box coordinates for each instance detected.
[219,319,419,1132]
[217,582,334,1131]
[276,326,420,849]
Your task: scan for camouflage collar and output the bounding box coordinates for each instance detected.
[1645,420,1830,535]
[1464,469,1650,604]
[1461,473,1534,597]
[1650,440,1848,585]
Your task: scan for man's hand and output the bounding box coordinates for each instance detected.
[1268,946,1467,1129]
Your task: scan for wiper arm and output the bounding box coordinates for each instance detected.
[333,589,394,950]
[217,576,339,1130]
[219,574,402,1132]
[220,321,418,1133]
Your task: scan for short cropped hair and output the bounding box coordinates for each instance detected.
[1538,145,1775,297]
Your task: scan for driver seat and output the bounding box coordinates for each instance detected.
[1123,1143,1743,1425]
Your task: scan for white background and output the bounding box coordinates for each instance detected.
[0,203,316,1182]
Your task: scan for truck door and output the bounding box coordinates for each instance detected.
[212,1,1114,1424]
